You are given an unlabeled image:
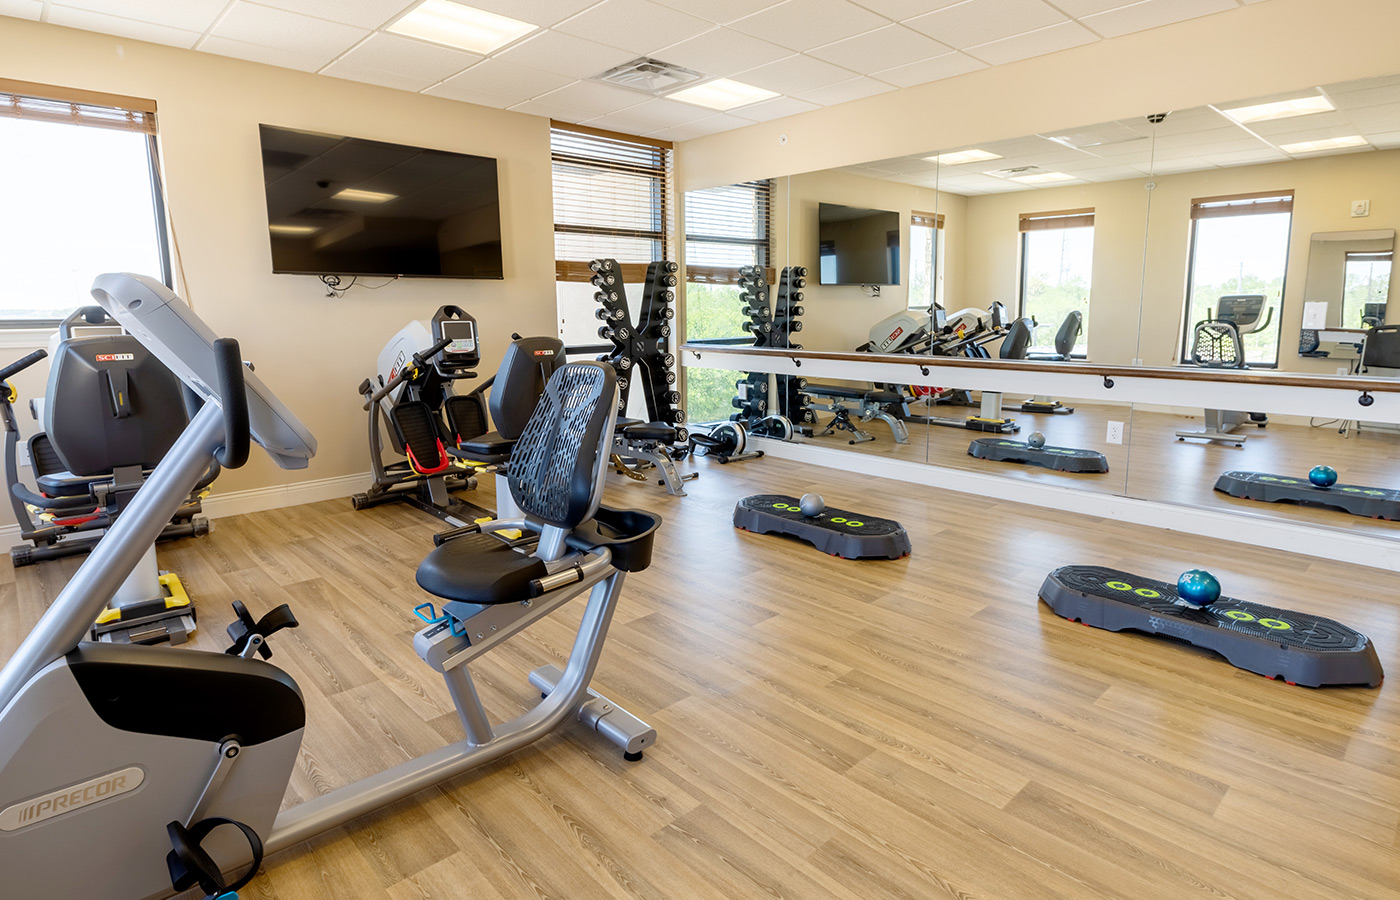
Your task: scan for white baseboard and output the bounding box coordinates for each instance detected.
[752,437,1400,574]
[200,472,370,519]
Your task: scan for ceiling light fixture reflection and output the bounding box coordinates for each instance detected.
[332,188,398,203]
[269,224,319,235]
[667,78,778,111]
[387,1,537,55]
[1008,171,1075,184]
[1219,95,1334,124]
[924,148,1002,166]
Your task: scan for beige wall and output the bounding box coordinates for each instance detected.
[680,0,1400,191]
[0,18,557,522]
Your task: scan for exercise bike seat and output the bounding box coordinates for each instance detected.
[622,421,675,442]
[865,389,902,405]
[417,532,547,606]
[453,431,515,461]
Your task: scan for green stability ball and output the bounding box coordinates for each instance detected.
[1177,569,1221,607]
[1308,465,1338,488]
[1027,432,1046,450]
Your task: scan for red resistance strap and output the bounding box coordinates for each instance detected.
[407,439,452,475]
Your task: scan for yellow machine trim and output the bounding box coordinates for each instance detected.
[158,573,192,609]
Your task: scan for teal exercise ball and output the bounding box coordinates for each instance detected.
[1177,569,1221,607]
[1308,465,1338,488]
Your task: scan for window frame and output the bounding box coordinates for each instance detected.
[0,80,171,329]
[1017,208,1094,359]
[1341,249,1392,329]
[907,211,943,312]
[1179,190,1294,368]
[683,178,773,285]
[550,121,674,284]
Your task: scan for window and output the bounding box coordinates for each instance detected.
[1182,191,1293,366]
[907,211,942,312]
[1342,250,1391,328]
[1019,208,1093,356]
[683,180,772,424]
[0,81,168,326]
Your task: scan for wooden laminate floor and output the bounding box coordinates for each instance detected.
[3,457,1398,900]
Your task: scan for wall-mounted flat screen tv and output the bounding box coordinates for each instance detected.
[259,124,503,279]
[818,202,900,286]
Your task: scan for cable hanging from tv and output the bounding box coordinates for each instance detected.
[318,274,399,297]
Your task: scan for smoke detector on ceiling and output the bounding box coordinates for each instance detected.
[594,58,704,95]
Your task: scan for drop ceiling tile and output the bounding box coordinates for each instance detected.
[526,80,648,118]
[1367,130,1400,148]
[51,0,229,32]
[1061,165,1149,180]
[0,0,41,20]
[580,98,713,133]
[732,95,821,121]
[1342,106,1400,133]
[794,75,896,106]
[1324,74,1400,96]
[964,21,1099,66]
[553,0,714,56]
[870,51,985,88]
[729,0,891,52]
[437,58,575,100]
[424,81,528,108]
[319,62,438,92]
[808,24,950,71]
[1203,148,1290,165]
[1327,82,1400,110]
[645,113,752,140]
[736,54,857,94]
[1081,0,1237,39]
[906,0,1067,50]
[47,6,202,47]
[507,97,594,121]
[211,2,368,56]
[324,32,479,84]
[198,35,341,72]
[1047,0,1138,14]
[250,0,415,30]
[1246,110,1352,137]
[467,0,602,28]
[848,0,964,20]
[495,30,638,79]
[652,28,793,77]
[650,0,785,24]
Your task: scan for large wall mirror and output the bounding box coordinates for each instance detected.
[680,71,1400,541]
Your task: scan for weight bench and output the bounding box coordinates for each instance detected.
[806,384,910,445]
[611,418,696,496]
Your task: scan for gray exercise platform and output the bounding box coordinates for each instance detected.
[734,494,911,560]
[1039,565,1383,688]
[1215,471,1400,521]
[968,437,1108,473]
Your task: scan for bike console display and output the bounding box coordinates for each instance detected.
[432,306,480,378]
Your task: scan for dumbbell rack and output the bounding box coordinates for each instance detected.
[730,265,816,435]
[590,258,686,443]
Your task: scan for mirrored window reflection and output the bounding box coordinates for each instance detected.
[1182,193,1293,367]
[1343,251,1392,327]
[908,211,942,312]
[1019,209,1094,356]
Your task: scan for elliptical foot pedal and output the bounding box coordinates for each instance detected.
[1038,565,1383,687]
[91,573,196,645]
[969,437,1108,473]
[1214,471,1400,520]
[733,494,911,560]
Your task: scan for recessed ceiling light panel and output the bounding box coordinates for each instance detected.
[1010,171,1075,184]
[1279,135,1368,154]
[387,1,537,55]
[924,149,1003,166]
[1219,94,1334,124]
[667,78,778,111]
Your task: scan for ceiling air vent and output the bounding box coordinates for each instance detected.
[594,58,704,95]
[987,166,1042,178]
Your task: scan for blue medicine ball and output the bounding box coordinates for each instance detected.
[1308,465,1338,488]
[1177,569,1221,607]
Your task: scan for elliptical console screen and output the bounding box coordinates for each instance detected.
[441,319,477,357]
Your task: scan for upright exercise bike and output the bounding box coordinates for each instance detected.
[0,273,660,900]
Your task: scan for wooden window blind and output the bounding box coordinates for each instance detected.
[1019,208,1094,232]
[1191,191,1293,220]
[551,122,674,283]
[0,79,156,134]
[684,179,773,285]
[911,211,944,228]
[1346,250,1393,263]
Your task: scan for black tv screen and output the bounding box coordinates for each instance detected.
[818,202,900,286]
[259,124,503,279]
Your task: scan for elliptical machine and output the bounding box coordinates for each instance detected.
[353,306,492,522]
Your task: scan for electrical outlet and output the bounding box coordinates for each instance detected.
[1338,367,1350,376]
[18,442,30,468]
[1352,199,1370,217]
[1106,421,1124,445]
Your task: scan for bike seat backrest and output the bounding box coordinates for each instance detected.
[1054,310,1083,358]
[1000,317,1033,359]
[1362,324,1400,370]
[508,362,618,529]
[1191,321,1244,368]
[489,337,565,441]
[44,334,188,477]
